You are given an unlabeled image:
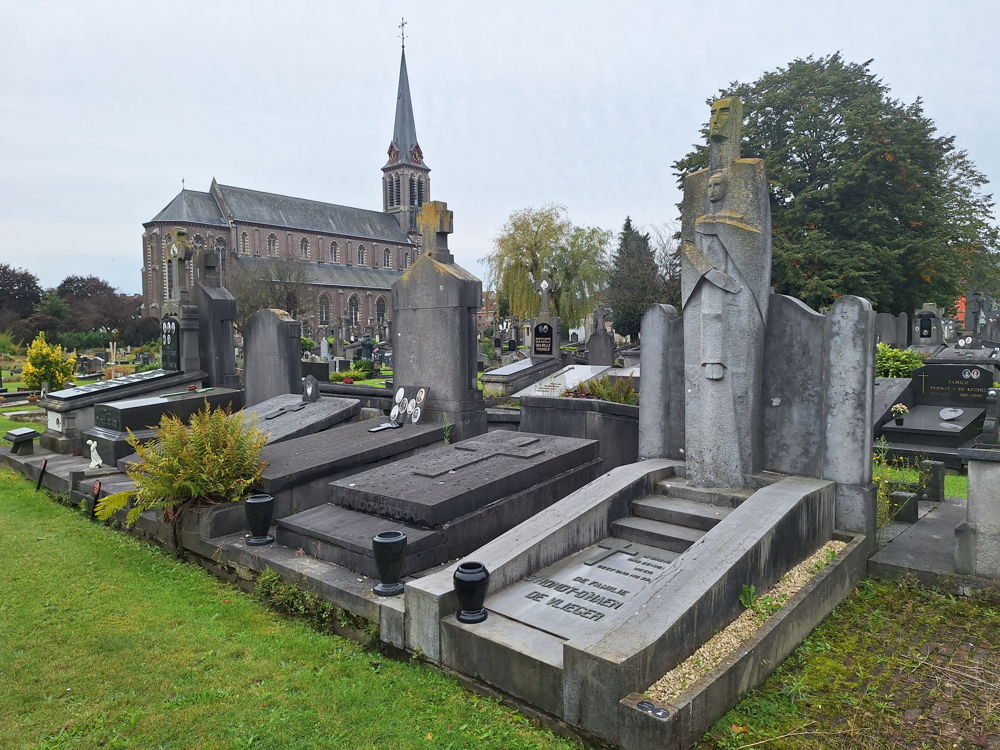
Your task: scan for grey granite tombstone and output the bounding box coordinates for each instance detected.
[680,97,770,488]
[586,308,615,367]
[276,430,600,577]
[242,391,361,445]
[875,312,909,348]
[391,201,486,441]
[161,228,203,375]
[319,337,329,360]
[955,447,1000,577]
[193,244,239,388]
[244,308,301,407]
[637,304,685,460]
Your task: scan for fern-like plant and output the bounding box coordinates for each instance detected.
[95,404,268,526]
[561,375,639,405]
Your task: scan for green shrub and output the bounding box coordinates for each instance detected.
[22,332,74,390]
[561,375,638,405]
[57,330,108,351]
[300,336,317,353]
[354,357,374,374]
[875,342,924,378]
[95,405,267,526]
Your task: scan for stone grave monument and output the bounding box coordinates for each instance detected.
[244,308,301,407]
[82,387,243,465]
[401,97,872,749]
[586,306,615,366]
[881,362,991,467]
[242,375,361,445]
[531,278,561,360]
[193,242,240,389]
[391,201,485,441]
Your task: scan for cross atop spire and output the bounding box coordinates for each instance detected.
[398,17,407,49]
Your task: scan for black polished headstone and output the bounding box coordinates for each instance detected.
[911,364,991,407]
[161,316,181,372]
[533,323,554,356]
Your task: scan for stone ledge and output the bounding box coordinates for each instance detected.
[617,532,867,750]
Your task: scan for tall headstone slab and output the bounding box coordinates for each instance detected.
[680,97,771,488]
[586,307,616,367]
[637,304,685,460]
[392,201,486,441]
[244,308,302,407]
[193,245,240,388]
[161,227,202,375]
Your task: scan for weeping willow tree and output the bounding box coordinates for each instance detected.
[484,205,611,328]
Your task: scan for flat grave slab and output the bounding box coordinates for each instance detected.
[331,430,597,526]
[486,538,677,648]
[243,393,360,445]
[46,369,178,403]
[259,418,444,494]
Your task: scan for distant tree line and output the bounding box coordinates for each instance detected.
[0,265,156,348]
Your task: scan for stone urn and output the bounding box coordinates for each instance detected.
[244,493,275,546]
[453,561,490,624]
[371,530,407,596]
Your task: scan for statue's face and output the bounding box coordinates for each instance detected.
[708,172,728,203]
[709,98,734,140]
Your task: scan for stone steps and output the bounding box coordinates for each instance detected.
[632,495,732,530]
[611,516,702,553]
[655,478,754,508]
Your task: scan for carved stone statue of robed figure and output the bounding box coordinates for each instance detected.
[680,97,771,488]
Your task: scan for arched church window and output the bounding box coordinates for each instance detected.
[319,294,330,325]
[383,248,392,268]
[267,234,277,256]
[417,178,425,206]
[376,296,386,323]
[348,294,360,325]
[299,238,309,259]
[358,245,367,265]
[409,177,417,206]
[241,233,249,254]
[214,237,226,252]
[393,174,401,205]
[403,251,410,269]
[330,241,339,262]
[192,234,205,251]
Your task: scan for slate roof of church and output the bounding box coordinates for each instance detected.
[233,255,403,291]
[148,185,413,245]
[149,190,228,227]
[386,49,423,169]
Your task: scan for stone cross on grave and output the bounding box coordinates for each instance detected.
[413,436,545,478]
[418,201,454,264]
[168,226,195,304]
[584,539,636,565]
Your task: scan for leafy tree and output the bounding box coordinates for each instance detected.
[56,275,116,300]
[483,205,611,329]
[122,316,161,347]
[649,222,682,310]
[603,218,666,341]
[225,259,314,332]
[22,332,74,391]
[0,264,43,321]
[673,53,1000,313]
[36,292,69,320]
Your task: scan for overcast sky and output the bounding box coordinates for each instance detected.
[2,0,998,295]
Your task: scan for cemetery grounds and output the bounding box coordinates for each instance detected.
[0,462,995,749]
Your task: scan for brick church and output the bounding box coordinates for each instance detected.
[140,47,430,340]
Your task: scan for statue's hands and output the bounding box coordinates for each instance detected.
[706,268,741,294]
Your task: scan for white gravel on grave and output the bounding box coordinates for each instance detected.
[645,540,848,704]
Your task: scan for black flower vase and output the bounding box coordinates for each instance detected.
[372,530,407,596]
[453,561,490,623]
[894,417,904,426]
[245,493,275,546]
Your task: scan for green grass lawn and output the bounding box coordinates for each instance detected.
[0,468,582,750]
[695,578,999,749]
[878,465,968,498]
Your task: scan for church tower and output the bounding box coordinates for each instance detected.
[382,41,430,238]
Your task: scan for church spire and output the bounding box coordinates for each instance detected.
[385,47,424,168]
[382,27,430,234]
